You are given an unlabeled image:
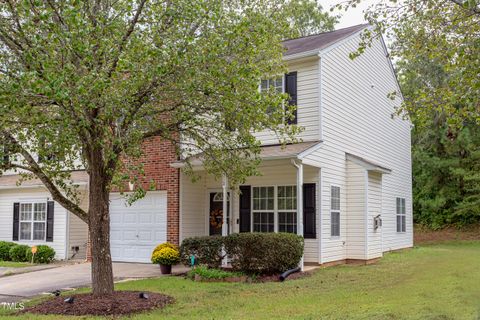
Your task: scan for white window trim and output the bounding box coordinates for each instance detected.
[396,197,407,233]
[330,185,341,238]
[259,76,285,94]
[277,186,298,234]
[18,201,47,242]
[250,185,297,234]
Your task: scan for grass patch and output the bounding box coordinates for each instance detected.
[1,241,480,319]
[0,261,32,268]
[187,266,245,280]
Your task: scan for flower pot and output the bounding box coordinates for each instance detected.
[160,264,172,275]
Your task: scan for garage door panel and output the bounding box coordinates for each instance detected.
[123,213,137,224]
[138,213,153,224]
[110,230,122,241]
[110,192,167,263]
[138,230,153,241]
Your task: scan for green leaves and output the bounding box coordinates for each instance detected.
[0,0,308,206]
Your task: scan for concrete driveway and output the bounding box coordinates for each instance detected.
[0,262,188,302]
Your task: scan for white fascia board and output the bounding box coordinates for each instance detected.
[283,49,321,61]
[0,182,88,190]
[297,142,324,160]
[346,154,392,174]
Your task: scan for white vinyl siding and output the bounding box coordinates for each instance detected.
[180,160,320,263]
[254,58,320,145]
[346,160,366,259]
[301,33,412,263]
[0,188,68,259]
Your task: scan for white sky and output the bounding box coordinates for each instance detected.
[320,0,378,29]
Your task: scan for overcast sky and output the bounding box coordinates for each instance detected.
[321,0,377,29]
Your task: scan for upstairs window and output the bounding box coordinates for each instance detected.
[396,198,406,233]
[260,73,297,124]
[260,77,283,94]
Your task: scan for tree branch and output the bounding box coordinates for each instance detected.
[448,0,480,15]
[107,0,147,78]
[2,131,89,223]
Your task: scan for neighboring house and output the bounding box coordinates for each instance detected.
[0,24,413,266]
[0,136,178,262]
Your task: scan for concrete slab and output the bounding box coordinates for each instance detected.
[0,262,189,303]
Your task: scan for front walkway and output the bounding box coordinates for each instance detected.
[0,262,188,302]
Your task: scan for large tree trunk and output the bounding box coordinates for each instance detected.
[88,163,114,296]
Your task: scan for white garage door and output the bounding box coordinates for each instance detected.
[110,192,167,263]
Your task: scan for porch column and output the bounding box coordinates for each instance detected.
[221,174,228,237]
[221,174,228,266]
[292,159,304,271]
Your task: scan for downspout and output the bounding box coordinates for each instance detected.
[291,159,304,271]
[65,208,70,261]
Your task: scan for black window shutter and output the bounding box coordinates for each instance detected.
[46,201,54,242]
[12,202,19,241]
[303,183,316,238]
[285,72,297,125]
[239,185,251,233]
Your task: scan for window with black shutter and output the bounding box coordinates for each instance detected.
[239,186,251,232]
[303,183,316,238]
[285,72,297,125]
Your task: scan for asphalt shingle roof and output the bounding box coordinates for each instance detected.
[283,24,369,56]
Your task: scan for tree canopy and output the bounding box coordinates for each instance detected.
[0,0,336,295]
[337,0,480,127]
[0,0,296,295]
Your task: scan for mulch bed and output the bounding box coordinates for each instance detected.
[414,225,480,244]
[23,291,174,317]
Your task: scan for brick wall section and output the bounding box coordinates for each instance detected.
[137,136,180,245]
[85,136,180,262]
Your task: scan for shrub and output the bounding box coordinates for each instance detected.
[25,245,56,264]
[151,247,180,265]
[180,236,224,268]
[0,241,16,261]
[187,266,244,280]
[9,244,31,262]
[224,233,304,274]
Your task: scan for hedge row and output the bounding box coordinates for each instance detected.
[180,233,304,274]
[0,241,55,263]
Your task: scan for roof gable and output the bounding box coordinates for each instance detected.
[283,24,369,57]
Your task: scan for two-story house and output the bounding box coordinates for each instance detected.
[0,24,412,266]
[174,23,413,266]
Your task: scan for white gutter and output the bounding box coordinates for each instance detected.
[283,49,321,61]
[291,159,304,272]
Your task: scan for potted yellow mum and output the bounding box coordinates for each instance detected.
[151,242,180,274]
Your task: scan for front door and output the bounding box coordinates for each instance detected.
[209,192,229,236]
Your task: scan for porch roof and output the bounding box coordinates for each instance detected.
[0,170,89,189]
[171,141,322,168]
[346,153,392,174]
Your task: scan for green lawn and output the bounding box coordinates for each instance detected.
[0,261,32,268]
[2,241,480,319]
